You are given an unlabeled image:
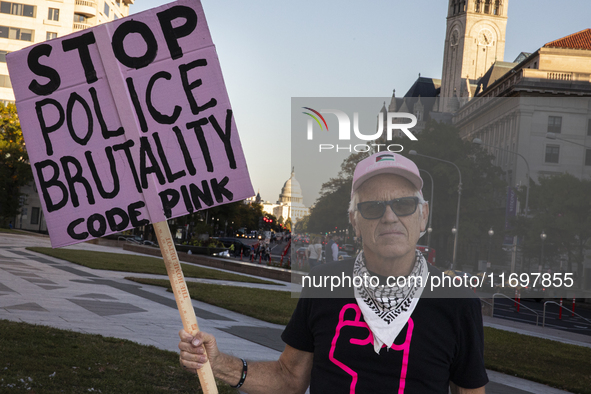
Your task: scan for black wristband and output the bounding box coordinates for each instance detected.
[230,358,247,389]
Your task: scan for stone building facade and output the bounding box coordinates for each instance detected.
[7,0,133,231]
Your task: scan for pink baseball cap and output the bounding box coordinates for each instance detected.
[351,152,423,197]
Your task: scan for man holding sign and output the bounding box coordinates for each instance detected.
[179,153,487,393]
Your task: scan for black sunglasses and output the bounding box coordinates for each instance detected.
[357,197,420,220]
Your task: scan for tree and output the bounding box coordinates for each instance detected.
[307,151,369,234]
[262,213,281,231]
[294,214,309,233]
[511,173,591,283]
[0,103,32,226]
[402,121,507,269]
[171,200,265,239]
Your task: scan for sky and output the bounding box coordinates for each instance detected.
[130,0,590,207]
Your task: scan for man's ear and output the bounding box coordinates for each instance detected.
[349,211,361,238]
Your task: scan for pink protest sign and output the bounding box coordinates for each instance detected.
[7,0,254,248]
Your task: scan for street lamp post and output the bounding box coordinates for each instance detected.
[472,138,530,215]
[546,132,591,148]
[546,133,590,284]
[409,150,462,270]
[540,231,547,272]
[488,227,494,264]
[472,138,531,274]
[419,168,434,248]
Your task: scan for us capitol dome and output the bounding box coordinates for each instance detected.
[260,168,309,224]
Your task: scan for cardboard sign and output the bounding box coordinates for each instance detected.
[7,0,254,248]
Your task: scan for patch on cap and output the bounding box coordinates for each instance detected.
[375,154,396,162]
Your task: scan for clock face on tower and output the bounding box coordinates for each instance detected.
[478,28,493,46]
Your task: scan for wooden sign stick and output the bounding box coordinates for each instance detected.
[153,221,218,394]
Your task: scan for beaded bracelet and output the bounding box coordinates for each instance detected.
[230,358,248,389]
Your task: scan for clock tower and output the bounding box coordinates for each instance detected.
[439,0,508,113]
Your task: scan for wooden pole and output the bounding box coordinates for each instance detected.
[153,221,218,394]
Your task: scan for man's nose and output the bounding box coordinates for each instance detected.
[381,204,399,222]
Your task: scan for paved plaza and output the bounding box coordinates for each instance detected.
[1,231,587,393]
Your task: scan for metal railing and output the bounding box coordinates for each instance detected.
[480,298,493,308]
[73,22,92,30]
[542,301,591,328]
[75,0,96,7]
[492,293,540,326]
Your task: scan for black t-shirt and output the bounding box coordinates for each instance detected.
[281,260,488,393]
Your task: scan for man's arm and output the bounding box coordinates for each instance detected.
[179,330,313,394]
[449,382,485,394]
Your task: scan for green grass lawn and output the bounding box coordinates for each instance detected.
[0,228,46,236]
[0,228,21,234]
[484,327,591,394]
[0,319,237,393]
[127,277,299,326]
[27,247,280,286]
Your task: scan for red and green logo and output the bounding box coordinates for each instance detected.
[302,107,329,131]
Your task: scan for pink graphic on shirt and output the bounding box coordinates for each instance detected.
[328,303,414,394]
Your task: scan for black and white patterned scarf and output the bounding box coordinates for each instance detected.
[353,250,428,353]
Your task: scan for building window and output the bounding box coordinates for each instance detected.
[545,145,560,163]
[113,14,118,20]
[46,32,57,40]
[0,50,8,62]
[586,149,591,166]
[0,74,12,88]
[74,13,87,23]
[0,1,35,17]
[31,207,40,225]
[493,0,500,15]
[48,7,59,21]
[104,3,109,16]
[547,116,562,134]
[0,25,34,41]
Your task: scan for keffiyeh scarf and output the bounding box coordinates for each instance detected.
[353,250,428,353]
